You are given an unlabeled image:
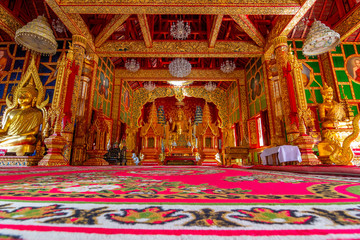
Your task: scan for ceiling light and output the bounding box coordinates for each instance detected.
[220,60,236,74]
[170,20,191,40]
[168,58,192,78]
[205,82,217,92]
[125,59,140,72]
[302,20,340,56]
[144,81,156,91]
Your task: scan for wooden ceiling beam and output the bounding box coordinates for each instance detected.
[59,0,300,15]
[265,0,316,53]
[0,3,23,40]
[208,14,223,48]
[98,40,263,58]
[333,3,360,41]
[95,14,130,48]
[45,0,95,51]
[231,14,265,47]
[138,14,152,48]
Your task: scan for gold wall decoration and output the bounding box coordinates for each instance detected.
[131,87,229,129]
[97,41,263,58]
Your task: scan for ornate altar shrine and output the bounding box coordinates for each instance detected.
[140,102,164,165]
[195,102,220,166]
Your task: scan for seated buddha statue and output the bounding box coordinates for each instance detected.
[319,83,350,129]
[169,108,192,146]
[0,81,43,155]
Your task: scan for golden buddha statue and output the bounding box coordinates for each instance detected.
[0,80,43,155]
[171,108,190,136]
[319,83,349,129]
[165,107,193,148]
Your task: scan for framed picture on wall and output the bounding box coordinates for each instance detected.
[346,55,360,82]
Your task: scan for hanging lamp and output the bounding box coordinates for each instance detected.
[15,15,58,56]
[302,20,340,56]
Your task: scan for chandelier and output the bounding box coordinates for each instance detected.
[205,82,217,92]
[170,20,191,40]
[52,18,65,33]
[169,58,192,78]
[15,15,57,56]
[125,59,140,72]
[220,60,236,73]
[302,20,340,56]
[144,81,156,91]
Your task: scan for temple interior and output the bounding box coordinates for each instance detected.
[0,0,360,167]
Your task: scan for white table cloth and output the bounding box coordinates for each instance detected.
[260,145,302,165]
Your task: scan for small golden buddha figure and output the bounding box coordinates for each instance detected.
[171,108,190,136]
[318,83,349,129]
[0,81,43,155]
[168,108,192,147]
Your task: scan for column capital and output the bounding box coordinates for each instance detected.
[72,35,87,48]
[273,36,288,49]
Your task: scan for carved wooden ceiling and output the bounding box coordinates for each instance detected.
[1,0,360,90]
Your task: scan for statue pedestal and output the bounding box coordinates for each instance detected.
[39,132,68,166]
[199,148,219,166]
[141,148,160,166]
[0,156,42,166]
[293,134,321,165]
[318,127,360,165]
[83,150,109,166]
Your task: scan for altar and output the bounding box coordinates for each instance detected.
[260,145,302,165]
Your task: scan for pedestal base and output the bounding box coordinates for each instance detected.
[293,134,321,165]
[141,148,160,166]
[38,133,68,166]
[0,156,42,166]
[83,150,109,166]
[199,148,219,166]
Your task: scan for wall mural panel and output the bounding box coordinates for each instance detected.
[93,57,114,117]
[330,43,360,116]
[120,81,133,125]
[245,57,266,118]
[227,81,240,125]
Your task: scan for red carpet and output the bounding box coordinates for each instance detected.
[0,166,359,239]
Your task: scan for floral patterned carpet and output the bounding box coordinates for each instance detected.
[0,166,360,239]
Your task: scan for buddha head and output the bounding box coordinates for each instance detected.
[17,80,38,108]
[177,108,185,120]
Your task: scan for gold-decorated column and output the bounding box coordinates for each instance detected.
[263,53,277,146]
[273,36,299,143]
[62,35,87,164]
